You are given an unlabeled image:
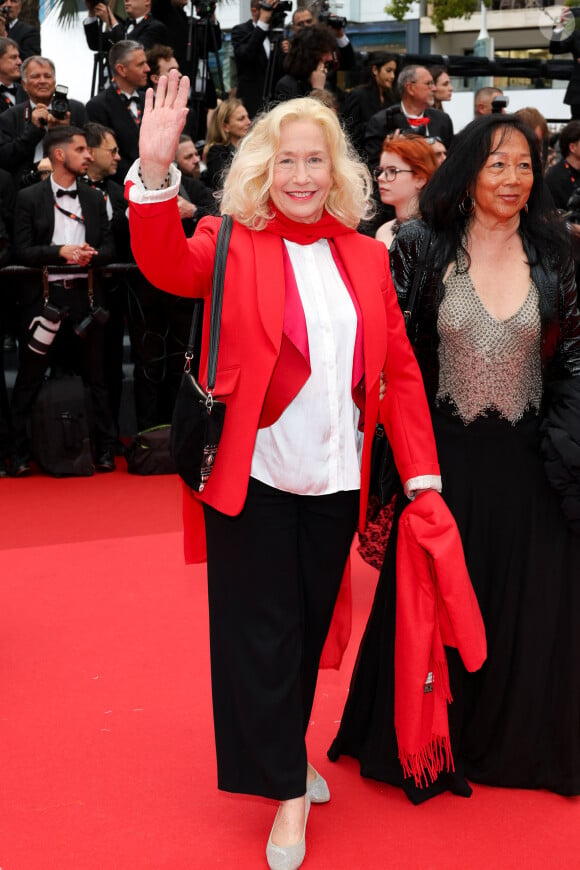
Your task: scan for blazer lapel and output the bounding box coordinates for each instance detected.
[252,229,286,355]
[333,233,389,391]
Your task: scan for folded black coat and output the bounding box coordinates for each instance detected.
[541,378,580,535]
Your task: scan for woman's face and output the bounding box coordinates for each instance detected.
[373,61,397,92]
[270,119,333,224]
[433,72,453,103]
[472,128,534,223]
[224,105,251,146]
[377,150,426,213]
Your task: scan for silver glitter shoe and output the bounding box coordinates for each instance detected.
[306,767,330,804]
[266,795,310,870]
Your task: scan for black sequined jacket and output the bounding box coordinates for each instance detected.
[388,218,580,407]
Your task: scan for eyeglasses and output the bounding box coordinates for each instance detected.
[373,166,414,182]
[425,136,443,145]
[413,78,435,88]
[100,146,119,155]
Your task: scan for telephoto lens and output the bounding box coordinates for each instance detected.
[28,305,62,355]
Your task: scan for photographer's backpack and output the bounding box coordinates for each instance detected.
[29,375,95,477]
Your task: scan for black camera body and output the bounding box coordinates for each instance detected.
[74,306,110,339]
[259,1,292,10]
[491,95,509,114]
[51,85,70,121]
[319,10,347,29]
[0,5,10,19]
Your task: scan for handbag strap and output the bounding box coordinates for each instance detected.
[403,225,431,333]
[184,214,234,391]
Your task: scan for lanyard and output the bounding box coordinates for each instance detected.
[115,86,142,125]
[54,202,85,223]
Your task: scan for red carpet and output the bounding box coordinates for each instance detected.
[0,467,578,868]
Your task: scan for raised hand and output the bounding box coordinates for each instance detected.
[139,69,190,189]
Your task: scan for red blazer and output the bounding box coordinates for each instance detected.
[129,199,440,557]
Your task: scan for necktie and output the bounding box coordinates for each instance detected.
[56,188,78,198]
[406,117,429,128]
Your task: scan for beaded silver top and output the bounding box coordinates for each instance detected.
[436,251,542,425]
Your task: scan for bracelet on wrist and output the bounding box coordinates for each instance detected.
[138,164,171,190]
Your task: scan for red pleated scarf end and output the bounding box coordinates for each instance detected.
[397,735,455,789]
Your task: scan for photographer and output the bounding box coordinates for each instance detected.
[231,0,289,119]
[274,21,336,102]
[84,0,170,53]
[291,3,354,77]
[9,125,116,476]
[0,55,88,187]
[0,0,40,61]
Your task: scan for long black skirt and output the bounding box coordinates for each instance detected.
[328,406,580,801]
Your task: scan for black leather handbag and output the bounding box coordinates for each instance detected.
[370,227,431,505]
[170,214,233,492]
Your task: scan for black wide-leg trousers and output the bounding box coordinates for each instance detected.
[203,477,359,800]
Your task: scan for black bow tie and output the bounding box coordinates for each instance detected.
[56,188,78,199]
[0,84,17,95]
[124,94,140,105]
[84,176,107,190]
[126,17,137,27]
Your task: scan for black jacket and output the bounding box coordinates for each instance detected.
[13,178,114,306]
[550,30,580,107]
[84,14,170,52]
[0,98,89,185]
[231,19,285,118]
[86,86,144,183]
[389,219,580,406]
[6,19,40,60]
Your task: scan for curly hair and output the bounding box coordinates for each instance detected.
[283,23,337,80]
[220,97,374,230]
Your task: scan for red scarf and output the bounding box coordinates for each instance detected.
[395,491,487,788]
[262,206,356,244]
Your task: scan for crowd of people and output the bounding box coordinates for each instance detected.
[0,4,579,870]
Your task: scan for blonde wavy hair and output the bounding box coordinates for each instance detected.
[219,98,374,230]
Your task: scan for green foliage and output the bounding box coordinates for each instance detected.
[53,0,126,27]
[385,0,489,33]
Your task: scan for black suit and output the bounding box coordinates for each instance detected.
[364,103,454,169]
[6,19,40,60]
[0,98,89,185]
[231,19,285,118]
[341,83,397,156]
[0,83,27,114]
[11,179,116,456]
[86,86,144,183]
[550,29,580,115]
[84,14,170,52]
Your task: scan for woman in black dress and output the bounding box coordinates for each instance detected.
[329,114,580,802]
[342,51,399,156]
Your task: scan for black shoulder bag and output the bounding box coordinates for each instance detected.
[370,227,432,505]
[170,214,233,492]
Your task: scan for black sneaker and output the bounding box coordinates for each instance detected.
[95,449,116,472]
[10,453,31,477]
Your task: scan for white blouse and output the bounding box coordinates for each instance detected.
[250,238,363,496]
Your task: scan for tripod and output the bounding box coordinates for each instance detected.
[185,3,225,142]
[90,23,109,98]
[262,26,287,107]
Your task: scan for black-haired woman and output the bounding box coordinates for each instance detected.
[342,51,399,155]
[274,23,337,102]
[330,114,580,801]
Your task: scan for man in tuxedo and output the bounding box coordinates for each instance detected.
[364,64,454,169]
[231,0,288,119]
[82,121,131,443]
[0,37,25,113]
[84,0,170,53]
[86,40,149,183]
[0,55,88,186]
[10,125,117,475]
[0,0,40,60]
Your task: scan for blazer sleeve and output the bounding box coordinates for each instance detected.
[14,188,62,266]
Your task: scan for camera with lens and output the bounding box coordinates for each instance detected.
[51,85,70,121]
[563,188,580,224]
[318,1,347,30]
[74,305,110,339]
[28,303,63,355]
[0,5,10,19]
[491,95,509,114]
[260,0,291,29]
